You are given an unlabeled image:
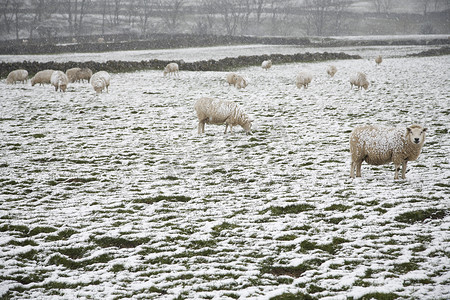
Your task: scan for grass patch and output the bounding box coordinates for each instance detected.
[48,253,113,269]
[92,236,150,248]
[134,195,192,204]
[324,204,351,212]
[211,222,239,237]
[270,291,316,300]
[261,258,324,278]
[263,203,315,215]
[395,208,447,224]
[58,246,92,259]
[300,237,348,255]
[392,262,419,274]
[350,292,400,300]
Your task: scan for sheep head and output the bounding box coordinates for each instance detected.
[406,125,427,145]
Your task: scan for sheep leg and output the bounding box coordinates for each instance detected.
[224,124,228,134]
[350,161,355,178]
[394,164,400,180]
[401,161,408,179]
[198,120,205,134]
[356,161,362,177]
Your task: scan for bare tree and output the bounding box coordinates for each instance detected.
[138,0,157,35]
[304,0,352,36]
[67,0,90,36]
[159,0,185,32]
[1,0,13,34]
[198,0,217,34]
[218,0,245,36]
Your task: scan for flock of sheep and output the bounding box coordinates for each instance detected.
[5,54,427,180]
[6,67,110,93]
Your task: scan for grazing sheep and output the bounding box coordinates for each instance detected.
[97,37,105,43]
[31,69,54,86]
[66,67,81,83]
[327,65,337,77]
[6,69,28,84]
[194,97,252,135]
[226,73,238,86]
[90,71,111,93]
[226,73,247,89]
[163,63,179,77]
[77,68,92,82]
[350,72,369,90]
[375,55,383,65]
[350,124,427,180]
[51,70,69,92]
[262,60,272,70]
[296,71,312,89]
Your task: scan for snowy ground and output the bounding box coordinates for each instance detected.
[0,47,449,299]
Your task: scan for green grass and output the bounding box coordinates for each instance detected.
[261,258,324,278]
[92,236,150,248]
[262,203,315,215]
[395,208,447,224]
[134,195,192,204]
[270,291,317,300]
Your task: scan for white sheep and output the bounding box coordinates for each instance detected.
[194,97,252,135]
[350,72,369,90]
[262,60,272,70]
[350,124,427,180]
[375,55,383,65]
[31,69,54,86]
[6,69,28,84]
[90,71,111,93]
[97,37,105,43]
[296,71,312,89]
[163,63,179,76]
[226,73,247,89]
[66,67,81,83]
[327,65,337,77]
[51,70,69,92]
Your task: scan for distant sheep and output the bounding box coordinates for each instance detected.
[77,68,93,82]
[350,124,427,180]
[66,68,81,83]
[90,71,110,93]
[51,70,69,92]
[327,65,337,77]
[226,73,247,89]
[296,71,312,89]
[194,97,252,134]
[97,37,105,43]
[350,72,369,90]
[262,60,272,70]
[375,55,382,65]
[31,69,54,86]
[6,69,28,84]
[163,63,179,76]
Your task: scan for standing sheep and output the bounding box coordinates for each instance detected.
[226,73,248,89]
[194,97,252,135]
[296,71,312,89]
[90,71,111,93]
[262,60,272,71]
[66,67,81,83]
[163,63,179,77]
[226,73,238,86]
[51,71,69,92]
[31,70,54,86]
[77,68,93,82]
[350,72,369,90]
[349,124,427,180]
[375,55,383,65]
[6,69,28,84]
[327,65,337,77]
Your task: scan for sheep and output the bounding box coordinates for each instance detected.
[163,63,179,77]
[375,55,383,65]
[66,67,81,83]
[31,69,54,86]
[226,73,247,89]
[350,72,369,90]
[349,124,427,180]
[194,97,252,135]
[226,73,238,86]
[90,71,111,93]
[6,69,28,84]
[327,65,337,77]
[51,70,69,92]
[296,71,312,89]
[97,37,105,43]
[77,68,93,82]
[261,60,272,70]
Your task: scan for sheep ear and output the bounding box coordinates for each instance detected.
[406,127,412,133]
[423,128,428,132]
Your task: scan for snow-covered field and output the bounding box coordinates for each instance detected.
[0,47,449,299]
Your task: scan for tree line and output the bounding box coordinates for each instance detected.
[1,0,448,40]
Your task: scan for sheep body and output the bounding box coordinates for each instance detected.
[78,68,93,82]
[262,60,272,70]
[327,65,337,77]
[90,71,111,93]
[6,69,28,84]
[163,63,179,76]
[66,68,81,83]
[31,69,54,86]
[194,97,252,134]
[296,71,312,89]
[226,73,238,86]
[350,124,427,179]
[350,72,369,90]
[51,71,69,92]
[226,73,247,89]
